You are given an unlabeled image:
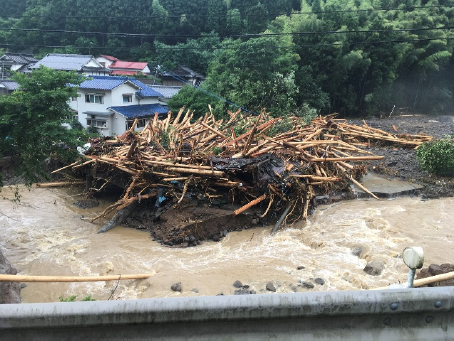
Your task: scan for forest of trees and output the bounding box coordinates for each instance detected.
[1,0,454,117]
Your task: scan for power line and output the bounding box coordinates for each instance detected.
[0,25,452,40]
[0,5,446,20]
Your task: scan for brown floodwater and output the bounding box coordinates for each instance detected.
[0,185,453,303]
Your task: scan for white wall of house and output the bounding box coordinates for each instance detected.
[85,58,104,68]
[95,56,115,68]
[110,66,151,74]
[11,64,23,71]
[68,82,163,136]
[110,83,140,106]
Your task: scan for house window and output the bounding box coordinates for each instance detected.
[87,119,107,128]
[123,94,133,103]
[126,119,146,130]
[85,94,104,104]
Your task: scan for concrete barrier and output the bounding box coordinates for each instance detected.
[1,287,453,340]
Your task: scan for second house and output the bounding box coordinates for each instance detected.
[70,76,169,136]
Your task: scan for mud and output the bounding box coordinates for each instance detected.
[119,198,265,247]
[349,114,454,198]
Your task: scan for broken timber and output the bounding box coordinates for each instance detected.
[55,111,433,235]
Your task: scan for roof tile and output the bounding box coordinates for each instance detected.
[109,104,169,118]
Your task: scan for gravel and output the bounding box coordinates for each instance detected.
[348,114,454,198]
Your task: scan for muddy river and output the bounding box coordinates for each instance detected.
[0,186,453,303]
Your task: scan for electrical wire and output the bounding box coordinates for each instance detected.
[0,25,452,40]
[0,5,447,20]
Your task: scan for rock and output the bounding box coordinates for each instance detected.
[0,248,21,304]
[234,288,256,295]
[416,263,454,287]
[296,266,305,270]
[171,282,182,292]
[351,245,370,259]
[191,288,199,293]
[429,263,454,276]
[266,282,276,292]
[363,261,385,276]
[290,285,298,292]
[300,281,314,289]
[429,264,446,276]
[233,280,243,288]
[314,278,325,285]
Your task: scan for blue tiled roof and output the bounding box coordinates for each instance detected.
[78,76,137,90]
[109,104,169,118]
[132,79,163,98]
[76,76,163,97]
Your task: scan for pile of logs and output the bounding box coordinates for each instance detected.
[55,109,433,232]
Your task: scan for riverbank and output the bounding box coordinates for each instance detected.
[349,114,454,198]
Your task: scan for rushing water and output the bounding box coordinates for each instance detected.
[0,185,453,303]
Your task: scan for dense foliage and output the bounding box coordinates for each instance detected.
[1,0,454,117]
[0,67,85,185]
[416,136,454,176]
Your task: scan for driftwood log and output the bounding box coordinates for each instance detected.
[0,272,156,282]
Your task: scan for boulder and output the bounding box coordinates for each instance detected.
[234,288,256,295]
[351,245,371,259]
[300,281,314,289]
[363,261,385,276]
[266,282,276,292]
[171,282,182,292]
[314,278,325,285]
[233,280,243,288]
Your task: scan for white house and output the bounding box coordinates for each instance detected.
[96,55,119,69]
[33,54,111,75]
[69,76,168,136]
[95,55,150,75]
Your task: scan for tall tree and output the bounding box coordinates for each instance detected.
[0,67,85,186]
[204,36,299,116]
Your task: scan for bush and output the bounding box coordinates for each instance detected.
[416,136,454,176]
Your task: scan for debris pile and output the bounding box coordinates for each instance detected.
[55,109,432,242]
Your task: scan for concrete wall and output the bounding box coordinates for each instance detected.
[1,287,453,340]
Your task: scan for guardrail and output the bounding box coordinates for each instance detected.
[1,287,453,340]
